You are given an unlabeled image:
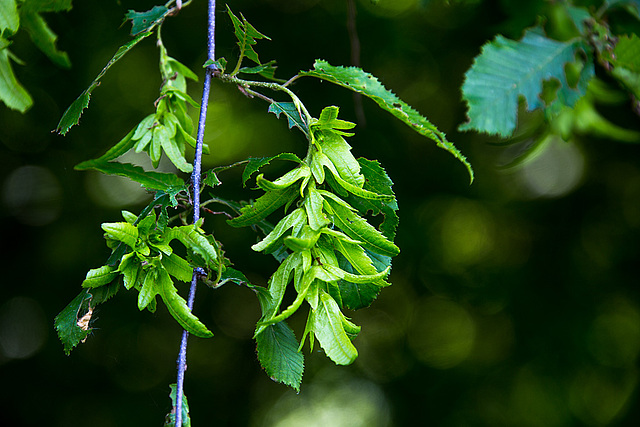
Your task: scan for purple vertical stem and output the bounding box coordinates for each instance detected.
[174,1,216,426]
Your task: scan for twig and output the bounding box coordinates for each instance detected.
[174,1,216,426]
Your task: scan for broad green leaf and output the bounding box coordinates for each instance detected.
[168,225,218,265]
[90,281,121,305]
[256,165,310,192]
[54,291,92,355]
[161,253,193,282]
[166,384,191,427]
[157,123,193,173]
[301,60,473,182]
[459,27,594,138]
[304,186,329,231]
[20,9,70,68]
[228,185,299,227]
[75,161,185,191]
[137,267,160,310]
[315,151,393,201]
[268,102,310,136]
[325,197,399,257]
[81,265,119,288]
[101,221,138,248]
[315,130,363,187]
[0,0,19,34]
[613,34,640,72]
[159,268,213,338]
[119,252,141,290]
[310,291,358,365]
[0,49,33,112]
[56,31,153,135]
[242,153,303,187]
[255,321,304,391]
[252,208,306,252]
[125,6,169,36]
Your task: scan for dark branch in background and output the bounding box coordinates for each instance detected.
[174,1,216,426]
[347,0,366,126]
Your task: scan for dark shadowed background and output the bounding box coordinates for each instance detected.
[2,0,640,425]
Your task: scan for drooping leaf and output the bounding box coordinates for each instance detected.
[252,208,306,252]
[268,101,310,136]
[242,153,303,187]
[301,60,473,182]
[325,197,399,257]
[54,291,92,355]
[161,253,193,283]
[166,383,191,427]
[345,158,399,239]
[138,267,161,310]
[81,265,119,288]
[125,6,169,36]
[168,225,218,266]
[19,8,70,68]
[255,321,304,391]
[228,185,299,227]
[459,26,594,137]
[159,267,213,338]
[309,290,358,365]
[0,49,33,112]
[56,31,153,134]
[75,161,184,192]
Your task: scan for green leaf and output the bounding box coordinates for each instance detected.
[119,252,141,290]
[0,49,32,112]
[54,291,92,355]
[90,281,121,305]
[256,165,310,192]
[239,60,278,78]
[20,8,70,68]
[157,123,193,173]
[242,153,303,187]
[168,225,218,266]
[226,5,270,71]
[125,6,169,36]
[301,60,473,182]
[0,0,19,34]
[75,161,185,192]
[159,268,213,338]
[101,221,138,248]
[345,158,399,239]
[460,26,594,138]
[81,265,119,288]
[613,34,640,72]
[252,208,306,252]
[268,101,310,136]
[325,197,399,257]
[309,290,358,365]
[166,384,191,427]
[255,321,304,391]
[305,186,329,231]
[228,185,299,227]
[56,31,153,135]
[138,267,160,310]
[161,253,193,282]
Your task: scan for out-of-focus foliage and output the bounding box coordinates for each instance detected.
[1,0,640,426]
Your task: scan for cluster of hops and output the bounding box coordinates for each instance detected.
[230,106,399,365]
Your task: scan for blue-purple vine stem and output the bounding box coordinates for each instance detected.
[174,0,216,426]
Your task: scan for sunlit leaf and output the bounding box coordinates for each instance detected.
[228,185,299,227]
[0,49,33,112]
[101,221,138,248]
[309,290,358,365]
[159,267,213,338]
[301,60,473,182]
[81,265,119,288]
[252,208,306,252]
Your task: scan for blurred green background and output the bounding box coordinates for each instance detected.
[2,0,640,425]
